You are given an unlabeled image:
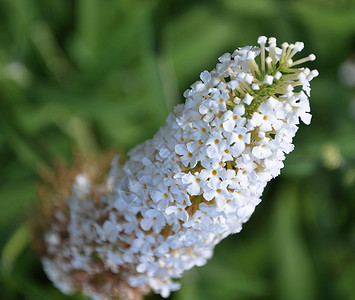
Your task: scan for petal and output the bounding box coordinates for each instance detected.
[300,112,312,125]
[140,218,152,231]
[200,70,211,83]
[223,119,235,132]
[165,206,176,215]
[187,183,200,196]
[175,144,186,155]
[206,144,220,158]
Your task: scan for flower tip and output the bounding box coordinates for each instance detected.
[200,70,211,83]
[263,75,274,85]
[312,70,319,77]
[286,58,293,66]
[242,93,253,105]
[309,54,316,61]
[268,37,277,45]
[274,71,282,80]
[257,36,267,44]
[265,57,272,64]
[294,41,304,52]
[304,68,311,76]
[251,83,260,90]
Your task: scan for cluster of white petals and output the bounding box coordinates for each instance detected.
[43,36,317,300]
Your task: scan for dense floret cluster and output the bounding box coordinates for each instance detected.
[42,36,317,300]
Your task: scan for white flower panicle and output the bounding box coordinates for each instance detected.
[43,36,318,299]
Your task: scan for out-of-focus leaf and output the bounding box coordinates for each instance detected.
[0,113,48,169]
[1,225,30,274]
[71,0,154,81]
[32,83,158,149]
[174,269,199,300]
[14,103,99,155]
[140,10,170,125]
[191,226,269,299]
[0,0,37,44]
[270,180,316,300]
[164,5,239,88]
[283,154,318,177]
[291,2,355,36]
[30,21,74,82]
[0,179,36,228]
[221,0,276,17]
[290,2,355,62]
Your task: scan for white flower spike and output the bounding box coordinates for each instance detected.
[43,36,317,300]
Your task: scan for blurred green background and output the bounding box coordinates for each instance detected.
[0,0,355,299]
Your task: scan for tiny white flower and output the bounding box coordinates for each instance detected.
[131,230,155,253]
[203,180,229,201]
[175,143,198,168]
[165,205,189,222]
[140,209,166,234]
[252,139,273,159]
[181,172,205,196]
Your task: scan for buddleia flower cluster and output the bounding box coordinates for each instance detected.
[42,36,318,300]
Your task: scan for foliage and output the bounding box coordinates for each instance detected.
[0,0,354,299]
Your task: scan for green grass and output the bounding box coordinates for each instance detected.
[0,0,354,299]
